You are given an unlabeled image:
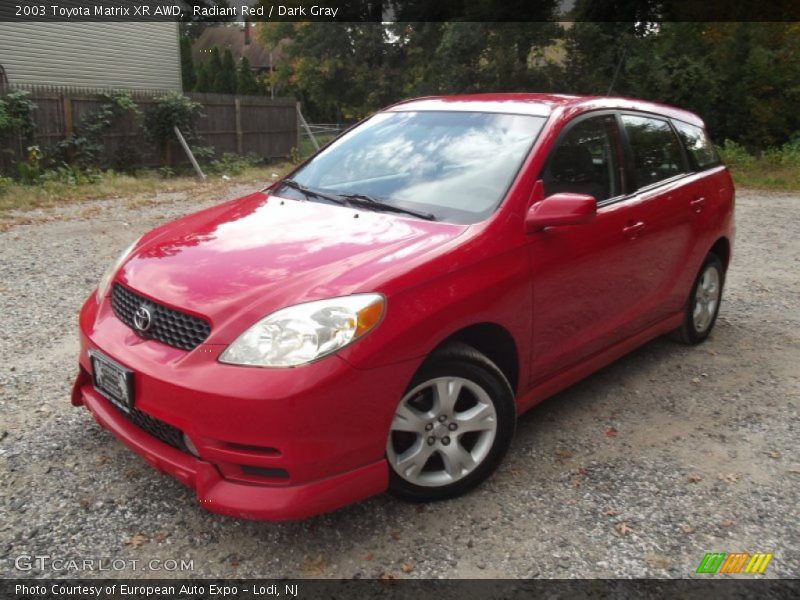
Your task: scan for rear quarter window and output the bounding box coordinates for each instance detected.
[621,115,686,189]
[673,120,722,170]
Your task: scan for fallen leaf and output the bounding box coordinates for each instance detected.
[614,522,634,536]
[604,508,619,517]
[680,524,694,534]
[687,473,702,483]
[78,497,91,509]
[691,377,701,384]
[402,561,415,573]
[390,531,401,541]
[365,553,374,561]
[379,571,396,581]
[719,473,739,484]
[302,554,326,575]
[645,554,672,569]
[555,449,574,459]
[153,532,168,542]
[605,426,618,438]
[767,450,781,459]
[123,533,148,548]
[721,519,735,528]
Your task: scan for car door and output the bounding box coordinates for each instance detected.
[527,113,653,384]
[617,114,696,327]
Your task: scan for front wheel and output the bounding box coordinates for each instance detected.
[386,342,515,502]
[673,253,725,344]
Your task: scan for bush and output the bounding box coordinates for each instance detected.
[0,175,12,195]
[204,152,262,176]
[0,90,36,139]
[54,92,140,170]
[718,140,756,168]
[763,135,800,166]
[143,92,203,164]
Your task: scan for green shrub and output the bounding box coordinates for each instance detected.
[718,140,755,168]
[0,90,36,139]
[205,152,262,176]
[0,175,12,195]
[54,92,140,170]
[143,93,203,164]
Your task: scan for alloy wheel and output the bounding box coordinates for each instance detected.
[386,376,498,487]
[693,263,721,333]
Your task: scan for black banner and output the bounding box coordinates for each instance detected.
[2,579,799,600]
[2,0,800,22]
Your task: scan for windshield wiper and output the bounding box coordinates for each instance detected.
[281,180,435,221]
[280,179,347,206]
[337,192,436,221]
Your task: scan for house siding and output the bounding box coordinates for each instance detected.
[0,22,181,91]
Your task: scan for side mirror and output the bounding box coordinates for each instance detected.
[525,193,597,233]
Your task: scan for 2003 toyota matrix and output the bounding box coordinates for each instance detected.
[73,94,734,520]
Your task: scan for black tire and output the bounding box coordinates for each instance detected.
[386,341,516,502]
[672,253,725,345]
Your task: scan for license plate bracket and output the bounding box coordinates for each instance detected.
[89,350,134,412]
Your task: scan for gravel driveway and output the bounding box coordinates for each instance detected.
[1,188,797,579]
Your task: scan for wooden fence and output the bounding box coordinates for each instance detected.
[0,84,299,172]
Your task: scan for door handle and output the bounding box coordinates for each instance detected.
[690,196,706,212]
[623,221,645,239]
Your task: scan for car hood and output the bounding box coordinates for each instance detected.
[117,191,468,341]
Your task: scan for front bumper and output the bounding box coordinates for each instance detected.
[75,295,419,520]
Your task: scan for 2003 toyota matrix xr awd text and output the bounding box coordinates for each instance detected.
[73,94,734,520]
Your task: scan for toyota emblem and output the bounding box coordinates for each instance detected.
[133,305,152,332]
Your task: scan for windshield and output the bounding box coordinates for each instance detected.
[284,110,546,224]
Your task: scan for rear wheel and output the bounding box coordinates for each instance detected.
[386,342,515,502]
[672,253,725,344]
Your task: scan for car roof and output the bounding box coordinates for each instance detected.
[386,93,705,127]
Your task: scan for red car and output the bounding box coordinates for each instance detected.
[73,94,734,520]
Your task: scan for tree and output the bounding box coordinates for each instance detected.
[180,35,196,91]
[195,61,213,93]
[207,47,224,92]
[237,57,261,95]
[217,48,238,94]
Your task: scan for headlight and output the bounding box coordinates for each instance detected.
[219,294,385,367]
[96,237,141,302]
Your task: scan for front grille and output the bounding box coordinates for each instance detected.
[112,402,187,453]
[111,283,210,351]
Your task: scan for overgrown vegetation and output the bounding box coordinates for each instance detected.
[0,89,271,196]
[142,92,203,165]
[0,90,37,162]
[0,163,291,215]
[718,138,800,190]
[56,91,141,171]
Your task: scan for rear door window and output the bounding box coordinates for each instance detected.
[673,120,722,170]
[621,115,686,189]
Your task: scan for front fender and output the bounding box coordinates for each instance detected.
[337,244,532,384]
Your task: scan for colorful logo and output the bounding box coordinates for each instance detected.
[696,552,773,574]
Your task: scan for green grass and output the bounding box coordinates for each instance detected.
[726,164,800,191]
[719,139,800,191]
[0,163,293,215]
